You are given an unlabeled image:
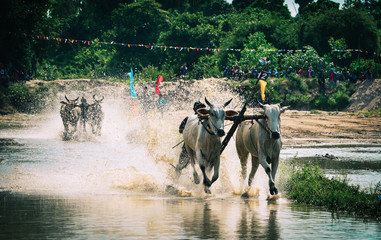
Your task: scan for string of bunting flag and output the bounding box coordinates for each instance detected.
[31,34,381,56]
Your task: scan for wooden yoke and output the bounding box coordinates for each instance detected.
[220,103,247,154]
[221,105,266,154]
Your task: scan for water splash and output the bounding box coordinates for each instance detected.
[0,79,272,198]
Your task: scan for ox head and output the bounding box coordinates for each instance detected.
[61,96,79,108]
[257,100,289,139]
[93,94,104,104]
[197,97,232,137]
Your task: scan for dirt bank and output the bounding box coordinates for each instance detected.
[347,78,381,111]
[280,110,381,146]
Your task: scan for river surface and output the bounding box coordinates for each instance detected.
[0,101,380,239]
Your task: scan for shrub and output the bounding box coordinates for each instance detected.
[7,83,51,113]
[285,164,381,217]
[191,54,223,80]
[313,95,330,109]
[287,73,308,92]
[7,83,35,113]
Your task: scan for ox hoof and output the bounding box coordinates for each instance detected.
[203,180,212,187]
[193,172,200,184]
[204,188,211,194]
[270,186,278,195]
[241,192,249,198]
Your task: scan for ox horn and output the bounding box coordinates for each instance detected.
[223,98,232,108]
[65,95,69,102]
[280,95,287,107]
[93,94,104,102]
[74,97,79,101]
[257,99,264,108]
[205,97,212,108]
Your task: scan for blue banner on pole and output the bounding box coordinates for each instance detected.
[129,67,137,98]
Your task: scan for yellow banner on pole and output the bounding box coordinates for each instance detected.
[259,80,267,101]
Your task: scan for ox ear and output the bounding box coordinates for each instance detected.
[60,101,67,105]
[197,108,210,120]
[223,98,232,108]
[225,110,239,120]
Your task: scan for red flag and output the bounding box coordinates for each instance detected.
[155,75,164,95]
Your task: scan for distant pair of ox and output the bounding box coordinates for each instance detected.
[60,95,104,137]
[182,98,289,195]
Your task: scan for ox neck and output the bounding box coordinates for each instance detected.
[255,118,278,137]
[200,119,216,136]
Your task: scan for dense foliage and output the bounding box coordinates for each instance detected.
[1,0,380,79]
[284,164,381,217]
[0,0,380,112]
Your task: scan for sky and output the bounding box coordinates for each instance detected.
[284,0,345,16]
[225,0,345,17]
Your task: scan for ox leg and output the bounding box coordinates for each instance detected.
[196,150,212,194]
[186,145,199,185]
[236,126,249,189]
[271,157,279,194]
[97,121,102,136]
[73,122,78,133]
[237,149,249,181]
[63,122,69,133]
[259,155,278,195]
[91,123,96,134]
[248,155,259,186]
[211,157,220,185]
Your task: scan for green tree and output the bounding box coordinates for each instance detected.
[109,0,169,74]
[301,0,339,15]
[158,11,222,76]
[298,7,379,55]
[294,0,314,14]
[280,46,321,74]
[327,37,352,67]
[238,32,278,70]
[0,0,50,72]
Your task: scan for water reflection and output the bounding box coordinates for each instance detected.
[1,192,381,239]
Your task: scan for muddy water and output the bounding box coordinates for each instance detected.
[1,82,381,239]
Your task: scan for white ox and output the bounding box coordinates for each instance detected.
[235,102,288,196]
[182,98,232,194]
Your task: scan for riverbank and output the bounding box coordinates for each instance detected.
[280,110,381,147]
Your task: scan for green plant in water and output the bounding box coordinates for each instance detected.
[285,164,381,217]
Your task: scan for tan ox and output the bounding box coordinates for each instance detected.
[182,98,233,194]
[235,102,288,196]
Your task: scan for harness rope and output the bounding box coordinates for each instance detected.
[199,119,216,135]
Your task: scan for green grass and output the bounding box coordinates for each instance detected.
[356,108,381,117]
[310,109,321,114]
[284,164,381,218]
